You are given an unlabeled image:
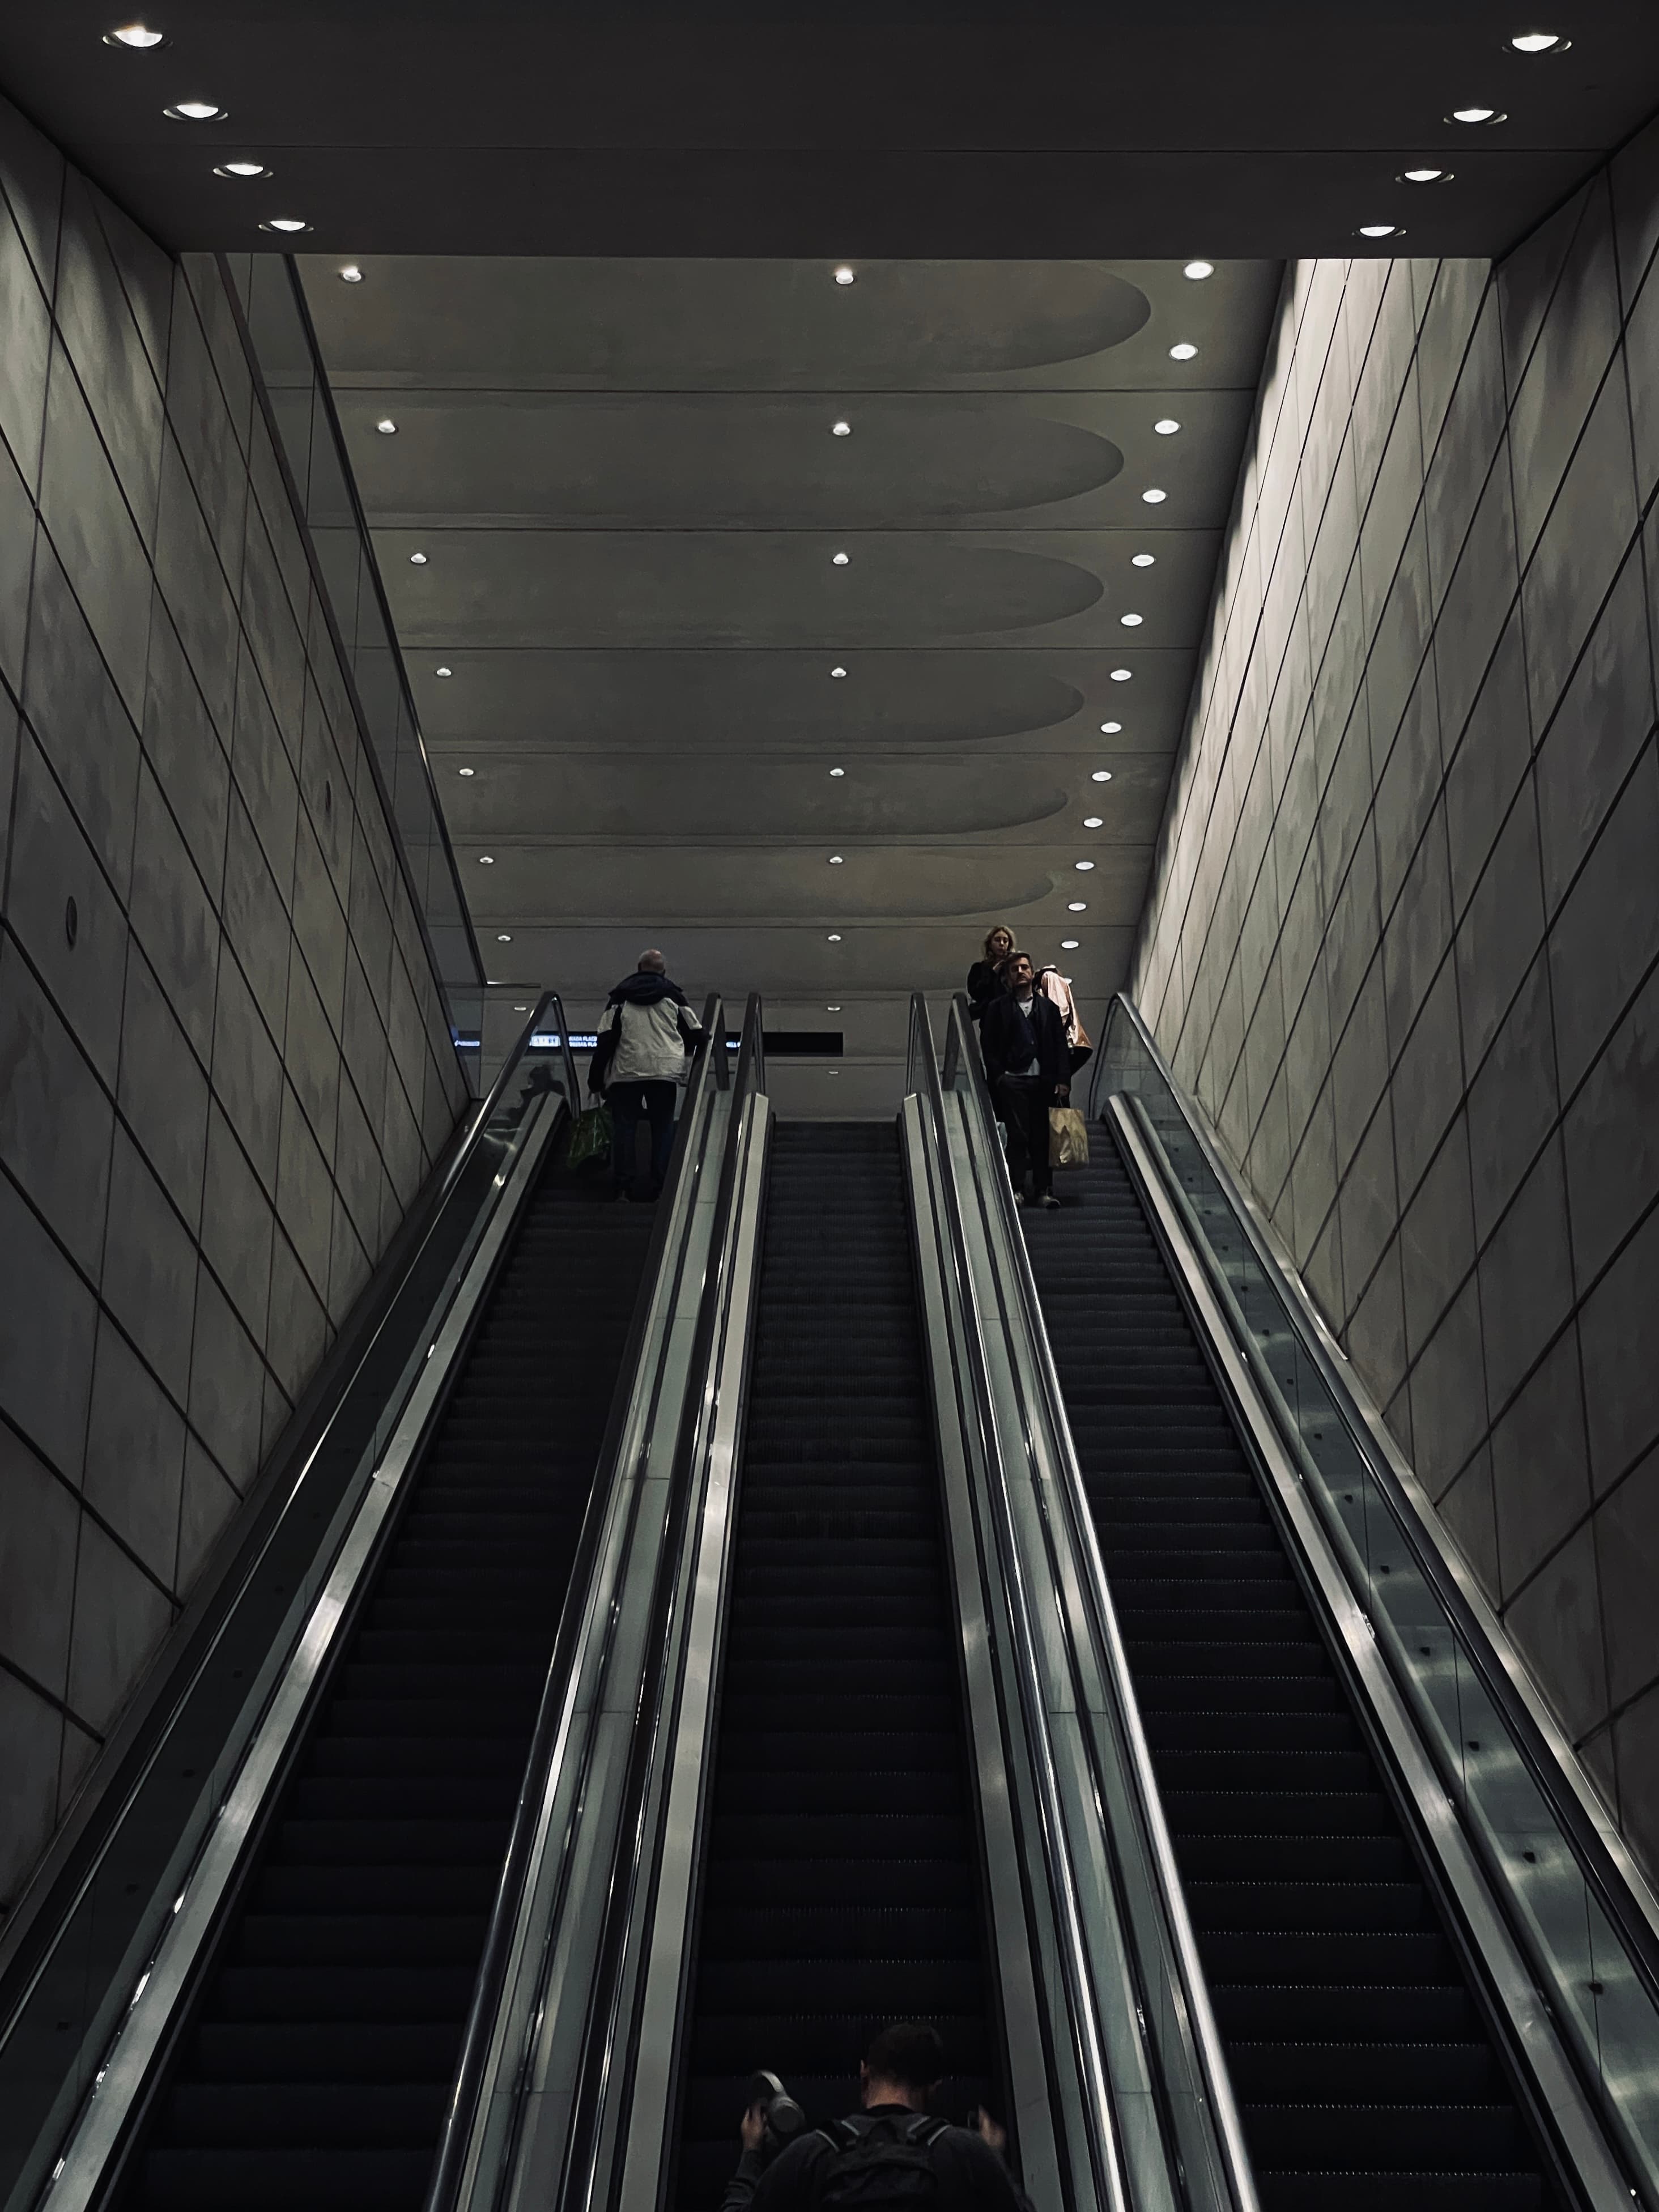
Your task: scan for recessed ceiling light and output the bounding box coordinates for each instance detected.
[1183,260,1214,280]
[827,1003,841,1010]
[831,420,852,436]
[833,265,856,285]
[260,217,310,234]
[1359,224,1403,239]
[1154,418,1180,435]
[409,551,427,565]
[214,161,269,177]
[827,1069,840,1077]
[1509,29,1566,51]
[827,933,842,942]
[1449,105,1506,122]
[339,264,363,283]
[829,767,845,776]
[436,665,452,676]
[1110,667,1133,682]
[832,551,849,565]
[1061,939,1079,950]
[106,23,165,46]
[1099,722,1121,735]
[830,665,847,678]
[1168,342,1197,361]
[1083,815,1104,828]
[514,1005,529,1013]
[1401,167,1450,184]
[1075,860,1095,871]
[457,766,475,776]
[1132,553,1156,568]
[478,854,494,863]
[1142,487,1167,504]
[1092,770,1114,782]
[496,932,512,942]
[828,854,844,864]
[376,418,397,434]
[1068,901,1087,912]
[165,100,226,121]
[1120,613,1143,628]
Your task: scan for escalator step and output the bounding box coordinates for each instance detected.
[675,1123,1000,2209]
[1022,1135,1559,2209]
[122,1150,656,2212]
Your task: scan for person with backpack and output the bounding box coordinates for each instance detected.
[588,949,703,1201]
[718,2022,1033,2211]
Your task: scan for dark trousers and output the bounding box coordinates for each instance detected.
[610,1079,677,1197]
[994,1071,1053,1198]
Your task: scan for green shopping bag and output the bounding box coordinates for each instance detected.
[568,1103,612,1171]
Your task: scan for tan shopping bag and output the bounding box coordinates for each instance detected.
[1049,1105,1090,1169]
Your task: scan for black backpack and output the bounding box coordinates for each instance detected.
[813,2112,951,2209]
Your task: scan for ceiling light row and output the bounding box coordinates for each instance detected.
[1350,33,1566,236]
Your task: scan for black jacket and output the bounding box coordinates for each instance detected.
[979,989,1069,1091]
[718,2107,1033,2212]
[966,959,1007,1019]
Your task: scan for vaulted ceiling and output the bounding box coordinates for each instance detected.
[5,3,1658,1101]
[298,253,1280,1104]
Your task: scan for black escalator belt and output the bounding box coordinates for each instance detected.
[122,1149,657,2212]
[677,1122,998,2209]
[1023,1140,1559,2212]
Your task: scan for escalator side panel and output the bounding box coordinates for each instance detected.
[122,1159,657,2212]
[1023,1141,1561,2212]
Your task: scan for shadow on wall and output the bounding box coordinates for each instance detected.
[0,93,469,1915]
[1129,118,1659,1877]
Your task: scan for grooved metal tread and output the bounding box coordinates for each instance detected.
[120,1152,656,2212]
[675,1122,1000,2209]
[1020,1136,1559,2212]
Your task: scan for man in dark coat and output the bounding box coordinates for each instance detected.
[979,951,1070,1208]
[717,2022,1031,2212]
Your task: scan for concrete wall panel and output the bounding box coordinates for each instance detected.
[1132,112,1659,1877]
[0,92,465,1919]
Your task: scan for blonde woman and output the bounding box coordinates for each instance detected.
[967,924,1016,1021]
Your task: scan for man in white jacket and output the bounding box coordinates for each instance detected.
[589,950,704,1201]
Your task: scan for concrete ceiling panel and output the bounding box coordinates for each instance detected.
[380,531,1120,648]
[406,644,1196,752]
[292,254,1282,1095]
[309,259,1159,385]
[433,750,1172,847]
[342,391,1252,531]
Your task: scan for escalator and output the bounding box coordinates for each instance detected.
[1022,1139,1559,2211]
[121,1147,658,2212]
[675,1122,1001,2207]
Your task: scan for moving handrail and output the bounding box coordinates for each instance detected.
[904,996,1129,2212]
[7,994,588,2212]
[920,992,1258,2212]
[426,999,732,2212]
[1094,993,1659,2209]
[443,994,768,2212]
[568,990,771,2212]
